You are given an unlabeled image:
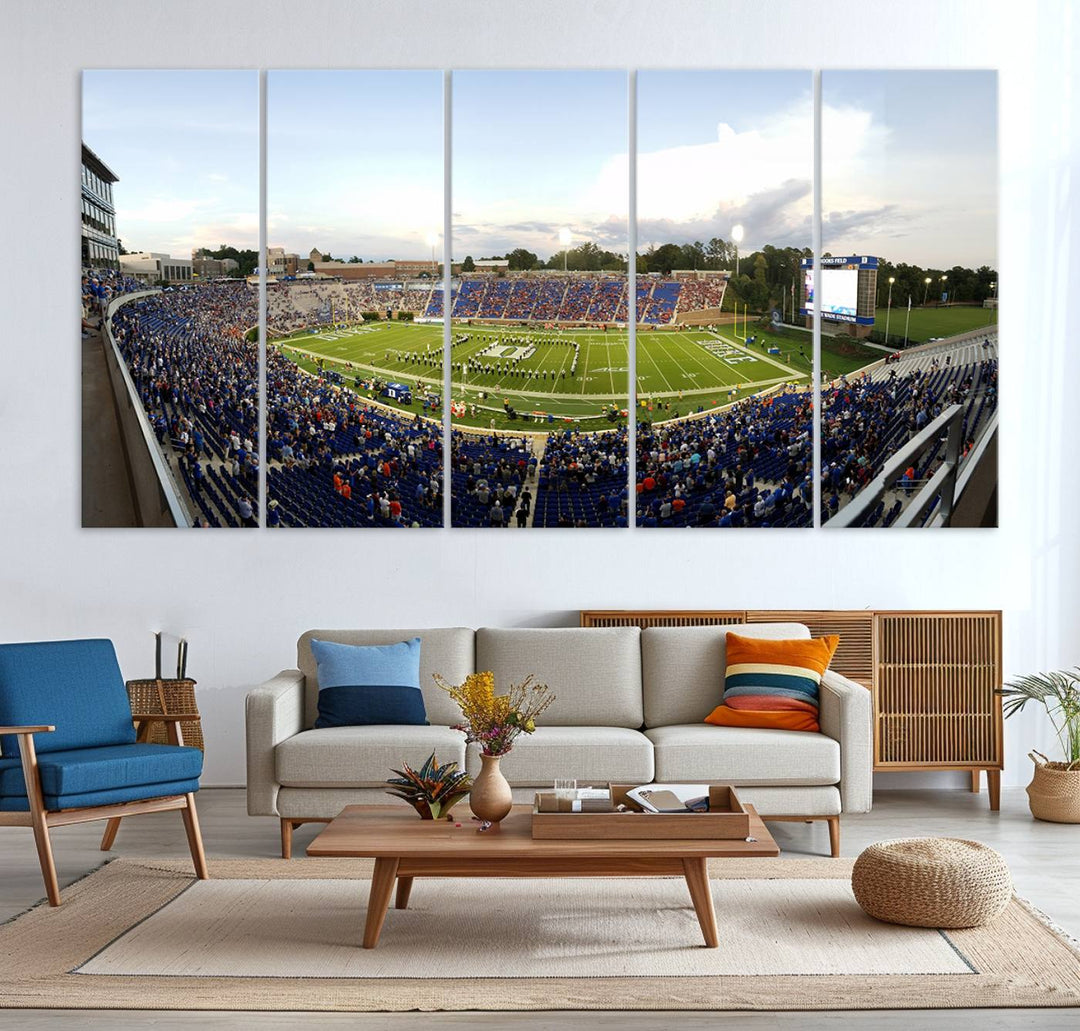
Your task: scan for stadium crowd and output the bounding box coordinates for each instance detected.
[109,282,260,528]
[821,355,998,525]
[635,388,813,528]
[82,268,144,320]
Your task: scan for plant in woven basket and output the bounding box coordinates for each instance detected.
[385,751,472,820]
[1000,669,1080,770]
[1000,669,1080,823]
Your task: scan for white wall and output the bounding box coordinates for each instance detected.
[1,0,1077,788]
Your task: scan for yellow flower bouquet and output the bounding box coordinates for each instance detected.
[434,671,555,756]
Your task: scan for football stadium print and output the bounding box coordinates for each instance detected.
[81,69,996,529]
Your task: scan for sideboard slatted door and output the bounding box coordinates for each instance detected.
[579,611,745,629]
[745,610,874,689]
[874,611,1002,773]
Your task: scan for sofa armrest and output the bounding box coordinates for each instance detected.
[245,669,304,816]
[819,669,873,813]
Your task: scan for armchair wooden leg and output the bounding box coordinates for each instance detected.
[827,816,841,858]
[281,818,294,860]
[181,793,209,880]
[16,731,61,906]
[100,817,122,851]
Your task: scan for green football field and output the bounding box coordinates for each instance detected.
[872,304,998,344]
[275,321,811,430]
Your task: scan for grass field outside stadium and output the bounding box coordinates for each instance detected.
[870,304,998,344]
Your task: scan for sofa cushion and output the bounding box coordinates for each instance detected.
[641,624,811,728]
[475,627,643,728]
[705,633,839,734]
[645,724,840,785]
[466,726,654,786]
[276,725,467,788]
[298,629,473,730]
[0,639,137,757]
[310,637,428,729]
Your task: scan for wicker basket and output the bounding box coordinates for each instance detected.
[1027,751,1080,823]
[852,837,1012,928]
[125,678,203,751]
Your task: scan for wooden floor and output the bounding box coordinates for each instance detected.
[1,787,1077,1030]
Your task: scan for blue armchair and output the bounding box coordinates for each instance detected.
[0,639,208,906]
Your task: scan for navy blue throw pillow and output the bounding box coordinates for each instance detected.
[311,638,428,728]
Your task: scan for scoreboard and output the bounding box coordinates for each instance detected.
[800,256,878,328]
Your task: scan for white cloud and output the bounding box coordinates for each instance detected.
[592,102,815,249]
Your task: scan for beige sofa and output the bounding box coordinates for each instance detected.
[246,624,872,857]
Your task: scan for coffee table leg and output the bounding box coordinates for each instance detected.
[683,857,719,948]
[363,857,399,948]
[395,876,414,910]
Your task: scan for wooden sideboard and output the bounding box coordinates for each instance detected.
[580,609,1003,809]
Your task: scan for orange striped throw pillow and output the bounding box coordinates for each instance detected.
[704,633,839,733]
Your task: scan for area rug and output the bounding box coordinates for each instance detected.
[1,857,1078,1011]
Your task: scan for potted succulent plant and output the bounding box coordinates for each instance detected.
[1000,668,1080,823]
[385,751,472,820]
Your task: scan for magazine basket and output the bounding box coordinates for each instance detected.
[125,678,204,751]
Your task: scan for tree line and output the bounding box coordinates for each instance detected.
[198,237,997,312]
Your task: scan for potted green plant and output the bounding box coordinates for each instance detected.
[1000,668,1080,823]
[385,752,472,820]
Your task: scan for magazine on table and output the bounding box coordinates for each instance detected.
[626,784,710,813]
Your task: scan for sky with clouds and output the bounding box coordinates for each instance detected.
[636,70,812,256]
[268,70,443,262]
[82,70,258,256]
[83,68,996,270]
[822,70,997,269]
[452,70,628,260]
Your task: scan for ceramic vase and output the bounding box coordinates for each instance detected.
[469,752,513,824]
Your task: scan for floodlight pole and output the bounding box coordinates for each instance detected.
[884,276,895,344]
[904,303,911,348]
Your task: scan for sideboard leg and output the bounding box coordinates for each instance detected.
[986,770,1001,811]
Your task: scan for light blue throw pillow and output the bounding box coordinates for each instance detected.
[310,637,428,728]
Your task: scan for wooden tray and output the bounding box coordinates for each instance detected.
[531,784,751,840]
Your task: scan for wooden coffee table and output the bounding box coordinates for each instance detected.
[307,803,779,949]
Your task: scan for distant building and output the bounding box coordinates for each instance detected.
[267,246,286,276]
[473,259,510,274]
[120,252,193,285]
[308,257,444,281]
[192,254,239,279]
[81,143,120,269]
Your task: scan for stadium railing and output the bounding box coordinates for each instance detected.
[102,291,192,527]
[826,403,967,529]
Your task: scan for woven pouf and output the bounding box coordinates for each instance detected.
[852,837,1013,928]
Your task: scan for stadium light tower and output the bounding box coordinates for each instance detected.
[558,227,572,272]
[731,224,745,277]
[923,276,932,306]
[885,276,896,343]
[940,273,948,304]
[425,232,439,277]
